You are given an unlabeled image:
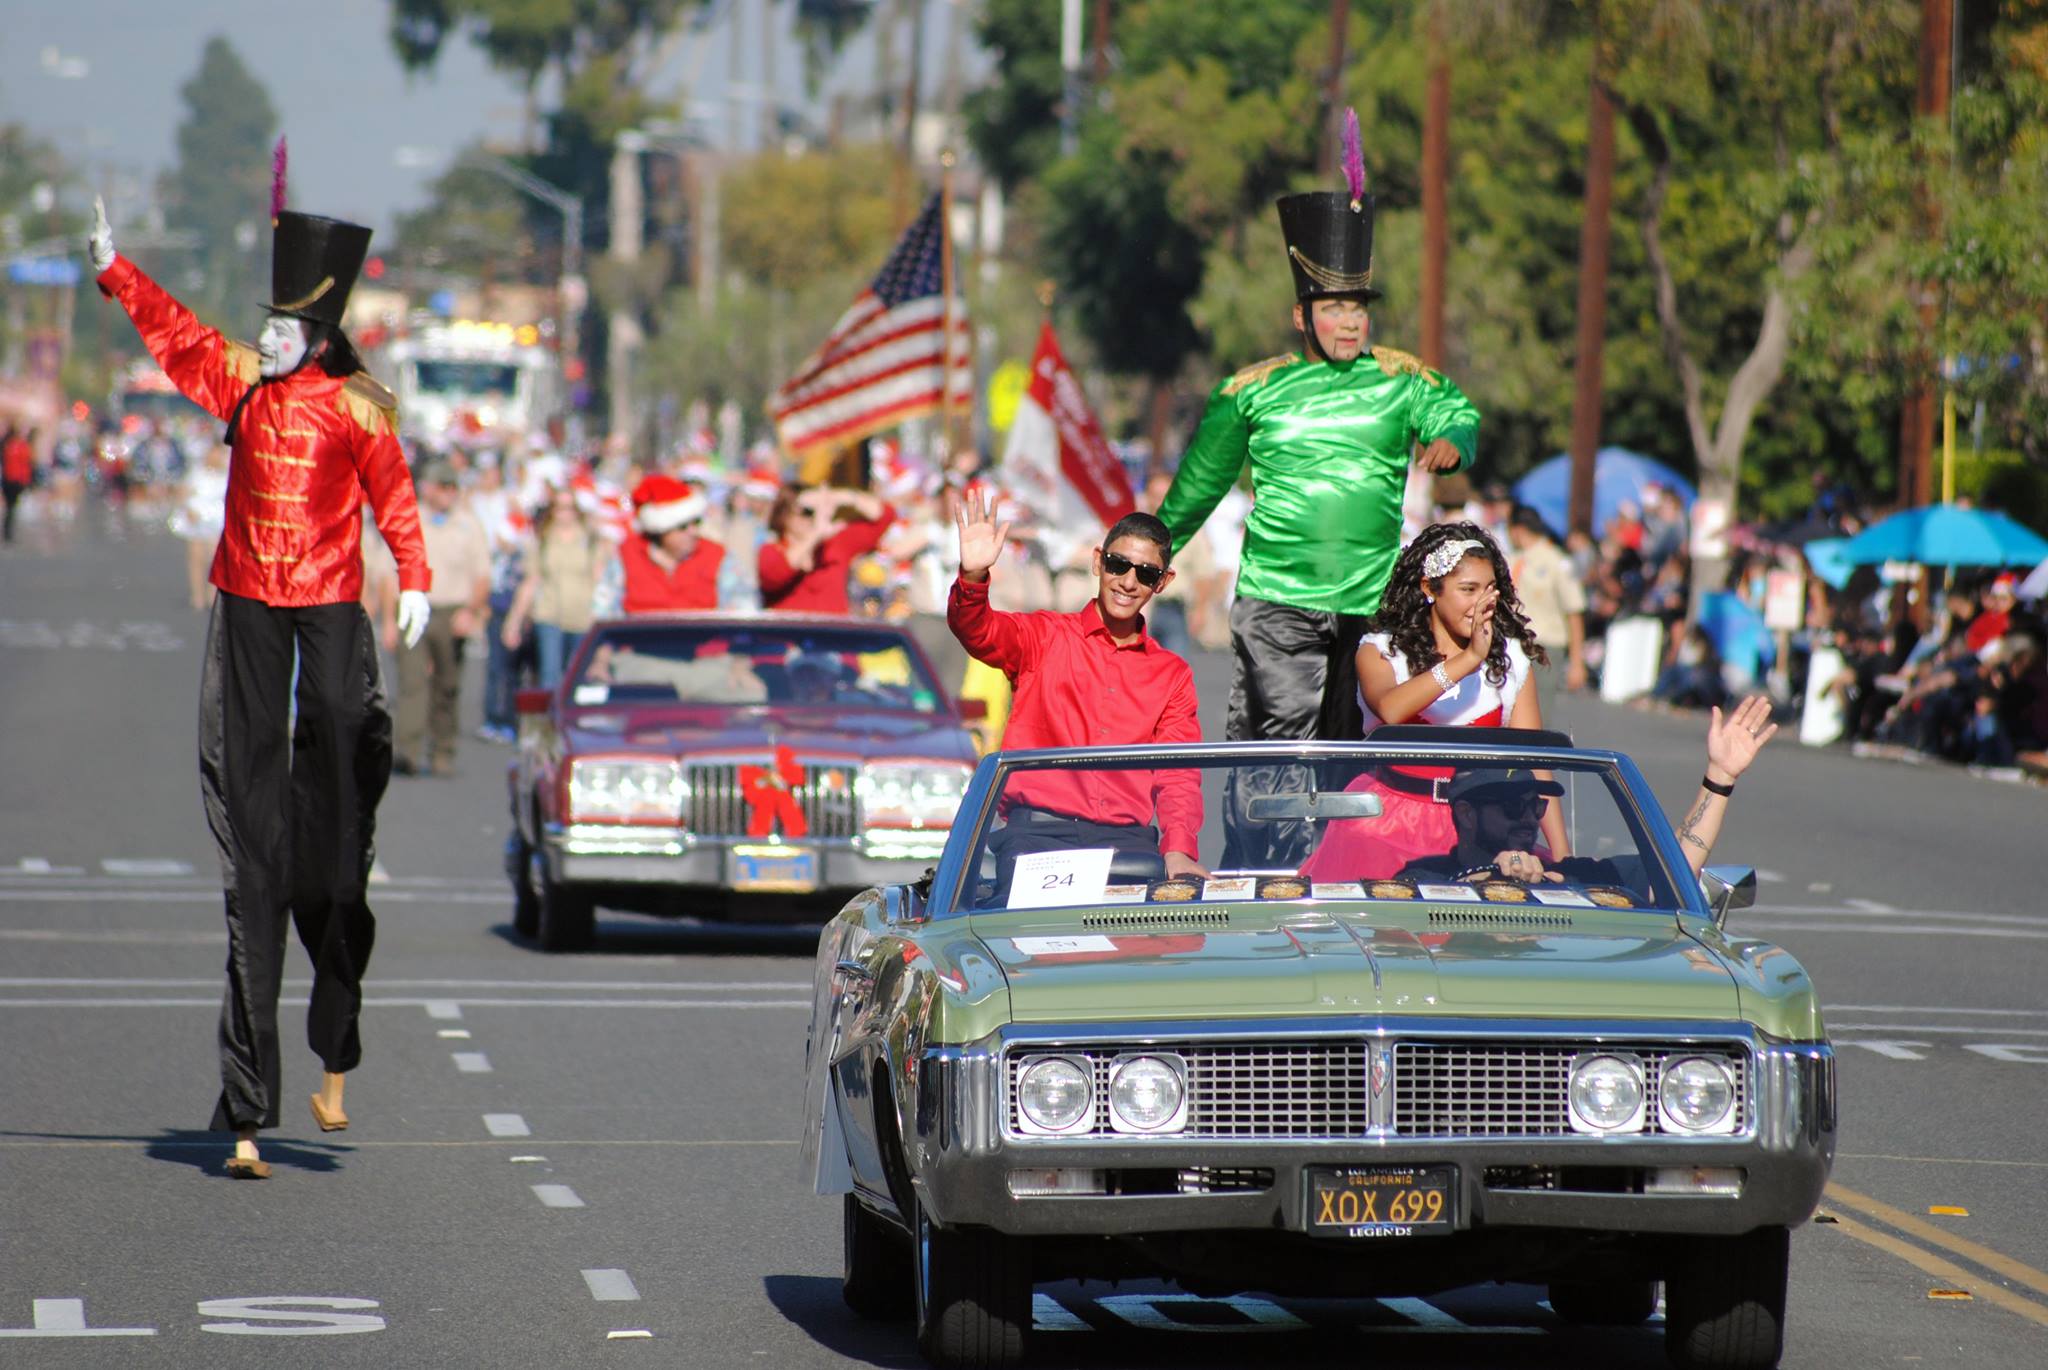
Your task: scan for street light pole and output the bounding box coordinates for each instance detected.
[457,151,586,409]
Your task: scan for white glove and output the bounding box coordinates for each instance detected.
[88,197,115,274]
[397,590,432,649]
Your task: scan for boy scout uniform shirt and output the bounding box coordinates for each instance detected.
[97,255,431,606]
[1511,536,1588,655]
[1158,347,1480,616]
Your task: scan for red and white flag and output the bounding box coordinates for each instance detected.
[1000,321,1136,539]
[769,195,971,457]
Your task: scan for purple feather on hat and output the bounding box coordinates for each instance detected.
[270,136,288,224]
[1341,108,1365,209]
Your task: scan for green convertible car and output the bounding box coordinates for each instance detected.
[802,729,1836,1369]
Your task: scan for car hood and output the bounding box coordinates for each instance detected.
[968,907,1742,1023]
[563,705,975,763]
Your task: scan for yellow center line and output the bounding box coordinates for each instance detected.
[1824,1211,2048,1330]
[1827,1182,2048,1300]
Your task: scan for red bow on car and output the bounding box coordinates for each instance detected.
[738,745,808,839]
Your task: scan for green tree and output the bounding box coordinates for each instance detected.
[161,36,278,330]
[391,150,538,282]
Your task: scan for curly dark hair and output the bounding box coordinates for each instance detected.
[1366,521,1546,687]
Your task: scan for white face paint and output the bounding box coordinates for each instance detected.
[257,315,309,378]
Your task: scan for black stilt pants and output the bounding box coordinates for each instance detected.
[1220,596,1371,870]
[201,591,391,1131]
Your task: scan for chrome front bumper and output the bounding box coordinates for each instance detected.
[539,822,945,891]
[902,1020,1835,1239]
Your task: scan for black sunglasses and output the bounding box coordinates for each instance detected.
[1101,550,1167,589]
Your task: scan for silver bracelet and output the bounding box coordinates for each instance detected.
[1430,662,1452,693]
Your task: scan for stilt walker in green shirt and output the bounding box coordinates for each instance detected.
[1157,111,1482,869]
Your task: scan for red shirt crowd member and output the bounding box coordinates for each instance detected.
[947,487,1206,895]
[620,474,723,613]
[758,485,896,613]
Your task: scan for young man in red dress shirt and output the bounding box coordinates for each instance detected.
[620,474,723,613]
[948,487,1208,897]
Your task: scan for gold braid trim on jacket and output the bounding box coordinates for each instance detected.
[1222,353,1301,397]
[337,372,399,437]
[1371,346,1446,388]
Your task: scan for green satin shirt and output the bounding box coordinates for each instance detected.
[1158,347,1481,616]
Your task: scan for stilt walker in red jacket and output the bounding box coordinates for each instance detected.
[89,153,433,1179]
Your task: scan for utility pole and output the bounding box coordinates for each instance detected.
[1898,0,1953,512]
[1320,0,1352,178]
[608,134,646,451]
[1565,32,1616,540]
[1059,0,1082,156]
[1419,1,1449,371]
[1090,0,1112,86]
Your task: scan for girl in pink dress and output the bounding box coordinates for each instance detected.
[1301,522,1566,882]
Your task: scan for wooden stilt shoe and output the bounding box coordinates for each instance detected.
[309,1093,349,1132]
[225,1155,271,1180]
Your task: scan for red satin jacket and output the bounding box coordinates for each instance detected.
[98,256,431,607]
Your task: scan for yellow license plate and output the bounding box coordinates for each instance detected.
[731,845,818,892]
[1305,1165,1455,1238]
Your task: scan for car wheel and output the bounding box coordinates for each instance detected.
[1550,1278,1658,1325]
[1664,1226,1789,1369]
[509,836,540,939]
[534,870,595,952]
[842,1193,912,1320]
[912,1198,1028,1369]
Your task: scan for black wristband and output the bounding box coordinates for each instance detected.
[1701,775,1735,797]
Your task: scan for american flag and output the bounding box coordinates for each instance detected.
[769,195,971,457]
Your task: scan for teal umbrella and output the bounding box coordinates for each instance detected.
[1836,506,2048,568]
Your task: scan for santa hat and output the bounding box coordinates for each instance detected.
[632,473,707,534]
[740,465,781,499]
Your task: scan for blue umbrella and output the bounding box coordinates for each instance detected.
[1512,448,1696,539]
[1802,537,1854,591]
[1835,505,2048,568]
[1696,591,1775,685]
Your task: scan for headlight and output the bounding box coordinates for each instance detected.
[1108,1055,1187,1133]
[1015,1056,1093,1134]
[1658,1055,1738,1134]
[859,761,971,831]
[1568,1052,1647,1134]
[567,758,683,824]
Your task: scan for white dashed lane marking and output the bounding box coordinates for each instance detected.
[451,1053,492,1073]
[582,1270,639,1302]
[100,859,193,877]
[483,1114,530,1137]
[533,1185,584,1209]
[437,1029,471,1039]
[1844,897,1897,913]
[425,1002,462,1020]
[0,1299,155,1338]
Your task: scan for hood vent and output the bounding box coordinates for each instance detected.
[1426,908,1574,929]
[1080,909,1233,929]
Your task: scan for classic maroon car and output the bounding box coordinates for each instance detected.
[507,613,983,950]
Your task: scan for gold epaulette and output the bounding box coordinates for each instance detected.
[338,371,400,436]
[1371,346,1446,388]
[1222,353,1301,397]
[225,341,260,385]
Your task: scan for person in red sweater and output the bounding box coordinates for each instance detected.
[619,474,724,613]
[1,424,35,543]
[948,487,1207,899]
[759,484,895,613]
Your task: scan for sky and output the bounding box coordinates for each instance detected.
[2,0,985,238]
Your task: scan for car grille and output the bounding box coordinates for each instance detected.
[1394,1041,1750,1136]
[683,761,858,838]
[1004,1039,1749,1140]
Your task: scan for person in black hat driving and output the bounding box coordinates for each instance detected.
[90,160,430,1179]
[1157,109,1484,871]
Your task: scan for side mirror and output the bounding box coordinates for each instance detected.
[1700,865,1757,928]
[957,697,989,723]
[514,687,553,717]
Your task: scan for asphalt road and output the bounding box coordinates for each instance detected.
[3,515,2046,1368]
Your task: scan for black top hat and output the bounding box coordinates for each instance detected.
[266,211,372,327]
[1276,191,1380,304]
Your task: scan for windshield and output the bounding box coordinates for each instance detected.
[568,622,946,713]
[947,750,1684,915]
[412,360,520,397]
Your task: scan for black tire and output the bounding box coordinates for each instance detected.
[913,1199,1029,1369]
[509,836,540,940]
[1551,1279,1659,1326]
[534,872,595,952]
[1665,1227,1789,1370]
[843,1193,913,1320]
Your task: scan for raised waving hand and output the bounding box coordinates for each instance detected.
[954,485,1011,583]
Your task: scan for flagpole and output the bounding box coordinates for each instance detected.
[939,149,959,462]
